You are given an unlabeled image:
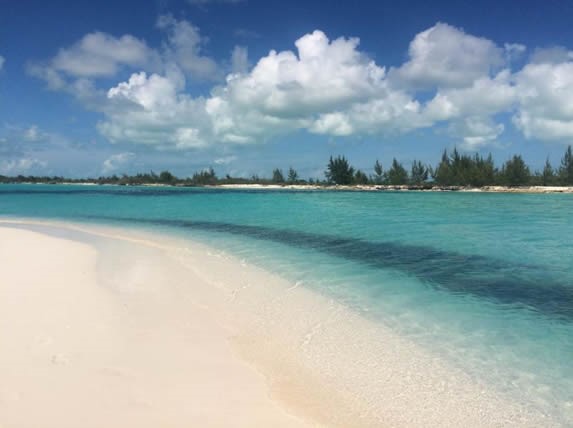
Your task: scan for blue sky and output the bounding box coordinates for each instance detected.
[1,0,573,178]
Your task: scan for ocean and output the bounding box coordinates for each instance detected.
[1,184,572,423]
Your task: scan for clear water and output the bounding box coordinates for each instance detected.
[1,184,572,422]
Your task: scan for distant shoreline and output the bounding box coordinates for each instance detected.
[3,181,573,193]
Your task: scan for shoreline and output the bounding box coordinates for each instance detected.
[0,224,309,428]
[0,219,559,427]
[2,181,573,193]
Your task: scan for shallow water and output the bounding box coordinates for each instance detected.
[1,184,572,423]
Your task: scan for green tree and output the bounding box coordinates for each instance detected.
[287,167,299,183]
[559,145,573,185]
[433,149,452,185]
[192,167,217,185]
[501,155,530,186]
[353,170,369,185]
[410,160,428,184]
[387,158,408,185]
[372,159,384,184]
[159,170,176,184]
[272,168,285,183]
[472,153,496,187]
[325,156,355,185]
[542,158,555,186]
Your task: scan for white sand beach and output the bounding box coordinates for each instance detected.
[0,226,308,428]
[0,221,557,427]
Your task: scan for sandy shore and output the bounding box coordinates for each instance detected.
[0,226,308,428]
[0,220,559,427]
[216,183,573,193]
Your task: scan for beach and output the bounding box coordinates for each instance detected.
[0,225,308,428]
[0,220,557,427]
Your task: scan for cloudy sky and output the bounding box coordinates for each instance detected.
[1,0,573,178]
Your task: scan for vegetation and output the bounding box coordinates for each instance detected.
[2,145,573,189]
[386,158,409,185]
[560,145,573,185]
[272,168,285,183]
[410,160,429,185]
[372,160,384,184]
[325,156,354,185]
[287,167,299,184]
[501,155,530,187]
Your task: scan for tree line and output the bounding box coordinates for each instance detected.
[1,146,572,187]
[323,146,573,187]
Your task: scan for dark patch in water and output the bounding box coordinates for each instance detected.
[85,215,573,321]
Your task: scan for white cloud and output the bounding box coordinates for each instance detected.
[224,30,386,117]
[309,93,424,136]
[423,70,516,121]
[98,69,211,149]
[529,46,573,64]
[231,46,249,74]
[99,29,398,147]
[28,19,573,152]
[50,32,152,78]
[156,14,220,80]
[504,43,526,63]
[448,116,505,149]
[0,158,47,176]
[23,125,42,141]
[0,55,4,71]
[513,61,573,140]
[29,15,222,97]
[101,152,135,174]
[214,155,237,164]
[390,23,504,89]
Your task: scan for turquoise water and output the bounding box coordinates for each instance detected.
[1,184,572,422]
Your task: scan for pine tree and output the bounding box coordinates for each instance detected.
[410,160,428,184]
[502,155,530,186]
[372,159,384,184]
[353,170,369,185]
[387,158,408,185]
[559,145,573,185]
[325,156,355,185]
[287,167,299,183]
[542,158,554,186]
[272,168,285,183]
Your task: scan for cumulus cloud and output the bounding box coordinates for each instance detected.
[504,43,526,63]
[156,14,220,80]
[231,46,249,74]
[448,117,505,149]
[101,152,135,174]
[390,23,504,89]
[99,29,404,147]
[30,19,573,152]
[98,69,211,149]
[529,46,573,64]
[0,158,47,176]
[513,61,573,140]
[53,33,152,78]
[423,70,516,122]
[31,32,153,81]
[224,30,386,117]
[29,15,222,98]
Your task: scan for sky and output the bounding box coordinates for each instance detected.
[1,0,573,178]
